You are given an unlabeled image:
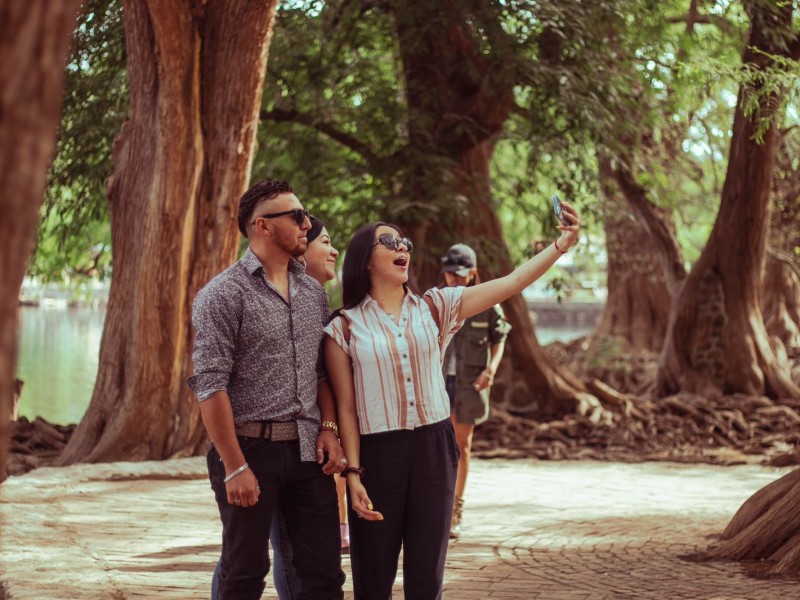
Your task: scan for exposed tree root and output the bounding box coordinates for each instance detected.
[475,336,800,465]
[699,469,800,576]
[6,417,76,476]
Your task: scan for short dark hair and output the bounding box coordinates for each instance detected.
[307,216,325,244]
[238,178,294,238]
[340,222,420,310]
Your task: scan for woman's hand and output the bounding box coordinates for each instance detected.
[556,200,581,251]
[347,477,384,521]
[472,368,495,391]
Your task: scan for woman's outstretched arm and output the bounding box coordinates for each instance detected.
[459,201,581,321]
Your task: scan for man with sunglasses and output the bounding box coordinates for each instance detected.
[189,178,346,599]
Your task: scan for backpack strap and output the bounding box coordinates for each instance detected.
[423,295,444,350]
[340,313,352,346]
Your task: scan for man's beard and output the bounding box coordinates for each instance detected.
[275,231,307,258]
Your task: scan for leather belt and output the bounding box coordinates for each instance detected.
[235,421,299,441]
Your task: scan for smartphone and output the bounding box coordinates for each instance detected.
[551,195,568,225]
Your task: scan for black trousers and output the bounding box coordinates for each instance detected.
[348,419,460,600]
[208,437,345,600]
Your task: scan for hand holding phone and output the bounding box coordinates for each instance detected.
[551,195,569,226]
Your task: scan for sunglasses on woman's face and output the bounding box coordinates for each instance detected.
[373,233,414,253]
[251,208,310,226]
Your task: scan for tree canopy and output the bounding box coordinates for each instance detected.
[40,0,787,284]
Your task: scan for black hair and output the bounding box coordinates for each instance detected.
[237,178,293,238]
[307,216,325,244]
[340,222,420,310]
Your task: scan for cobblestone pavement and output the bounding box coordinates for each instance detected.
[0,458,795,599]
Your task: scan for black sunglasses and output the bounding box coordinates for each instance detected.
[373,233,414,253]
[251,208,310,226]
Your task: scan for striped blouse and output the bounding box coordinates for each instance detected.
[323,287,464,434]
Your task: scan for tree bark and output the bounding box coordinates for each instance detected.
[613,165,687,294]
[59,0,278,464]
[763,251,800,355]
[657,2,800,400]
[0,0,81,480]
[705,468,800,575]
[389,0,599,418]
[763,130,800,355]
[595,158,670,351]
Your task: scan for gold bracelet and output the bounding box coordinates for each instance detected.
[320,420,339,436]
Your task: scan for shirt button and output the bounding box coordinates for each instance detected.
[407,378,411,382]
[403,354,407,358]
[410,402,415,406]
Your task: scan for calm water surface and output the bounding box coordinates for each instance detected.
[16,306,595,425]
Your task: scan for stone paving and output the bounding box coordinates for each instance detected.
[0,457,796,599]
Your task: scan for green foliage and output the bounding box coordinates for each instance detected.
[253,2,404,244]
[36,0,798,293]
[31,0,126,283]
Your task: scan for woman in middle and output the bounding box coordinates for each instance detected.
[324,207,579,599]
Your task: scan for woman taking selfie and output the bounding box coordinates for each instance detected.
[323,202,580,599]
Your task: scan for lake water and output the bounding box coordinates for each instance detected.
[16,306,597,425]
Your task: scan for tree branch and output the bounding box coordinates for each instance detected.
[259,108,378,165]
[666,12,737,36]
[613,166,688,293]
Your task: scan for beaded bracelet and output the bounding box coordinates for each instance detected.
[343,466,365,478]
[224,462,249,483]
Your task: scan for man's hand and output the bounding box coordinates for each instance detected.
[316,429,345,475]
[226,467,260,508]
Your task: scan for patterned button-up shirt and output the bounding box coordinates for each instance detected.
[188,247,329,462]
[324,287,464,434]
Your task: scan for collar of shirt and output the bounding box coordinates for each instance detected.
[361,288,420,313]
[241,246,306,278]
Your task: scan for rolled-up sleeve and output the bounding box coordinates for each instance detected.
[323,315,349,355]
[187,283,240,401]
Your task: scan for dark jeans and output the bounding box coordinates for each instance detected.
[211,509,301,600]
[208,437,344,600]
[348,419,459,600]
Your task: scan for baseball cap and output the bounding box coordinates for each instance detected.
[441,244,477,277]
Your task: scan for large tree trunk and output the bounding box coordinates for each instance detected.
[657,3,800,400]
[0,1,81,480]
[763,130,800,355]
[705,468,800,575]
[389,0,601,419]
[59,0,277,464]
[763,251,800,356]
[594,158,670,351]
[613,165,687,295]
